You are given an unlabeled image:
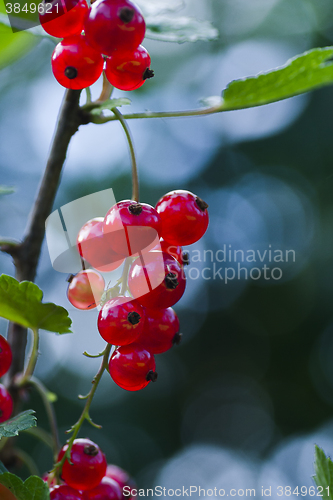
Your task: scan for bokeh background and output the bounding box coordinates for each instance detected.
[2,0,333,496]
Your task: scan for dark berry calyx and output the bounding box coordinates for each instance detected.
[196,196,208,211]
[165,272,178,289]
[143,68,154,80]
[127,311,141,325]
[119,6,134,23]
[146,370,158,382]
[128,203,143,215]
[64,66,78,79]
[172,332,182,345]
[67,274,75,283]
[182,251,190,266]
[83,444,99,456]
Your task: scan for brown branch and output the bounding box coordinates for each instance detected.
[5,89,89,394]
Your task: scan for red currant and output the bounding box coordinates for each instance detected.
[50,485,84,500]
[84,0,145,56]
[77,218,124,272]
[128,251,186,309]
[0,336,12,378]
[51,34,104,90]
[0,384,13,423]
[155,190,209,246]
[136,307,181,354]
[98,296,145,346]
[67,270,105,310]
[82,477,122,500]
[103,200,161,256]
[105,464,136,498]
[105,45,154,91]
[58,439,107,491]
[150,238,187,266]
[109,345,157,391]
[39,0,88,38]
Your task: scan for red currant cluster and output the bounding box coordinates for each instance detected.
[39,0,153,91]
[67,190,209,391]
[0,335,13,423]
[48,438,134,500]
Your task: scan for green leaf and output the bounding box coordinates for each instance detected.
[0,410,36,439]
[313,445,333,500]
[0,186,15,196]
[136,0,184,17]
[88,98,131,115]
[0,275,72,334]
[0,10,37,69]
[145,15,218,43]
[0,473,50,500]
[221,47,333,111]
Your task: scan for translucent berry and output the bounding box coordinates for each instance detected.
[136,307,181,354]
[84,0,145,56]
[149,238,187,266]
[103,200,161,257]
[39,0,88,38]
[0,335,12,378]
[155,190,209,246]
[98,296,145,346]
[0,384,13,423]
[105,45,153,91]
[58,438,107,491]
[82,477,122,500]
[109,345,157,391]
[67,270,105,310]
[51,34,104,90]
[77,218,124,272]
[50,485,84,500]
[105,464,136,498]
[128,251,186,309]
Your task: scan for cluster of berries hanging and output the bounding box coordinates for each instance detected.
[47,438,134,500]
[67,190,209,392]
[0,335,13,424]
[39,0,154,91]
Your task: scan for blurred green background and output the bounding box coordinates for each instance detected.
[2,0,333,495]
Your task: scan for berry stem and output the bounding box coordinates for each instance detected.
[96,71,114,103]
[19,328,39,385]
[112,108,139,202]
[120,257,133,295]
[51,343,112,482]
[28,376,60,461]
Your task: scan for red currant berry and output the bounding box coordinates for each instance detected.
[128,251,186,309]
[105,45,154,91]
[77,218,124,272]
[50,485,84,500]
[150,238,185,266]
[58,438,107,491]
[0,336,12,378]
[82,477,122,500]
[103,200,161,257]
[98,296,145,346]
[105,464,136,498]
[109,345,157,391]
[84,0,145,56]
[136,307,181,354]
[51,34,104,90]
[67,270,105,310]
[155,190,209,246]
[39,0,88,38]
[0,384,13,423]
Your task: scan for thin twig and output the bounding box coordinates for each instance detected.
[112,108,139,201]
